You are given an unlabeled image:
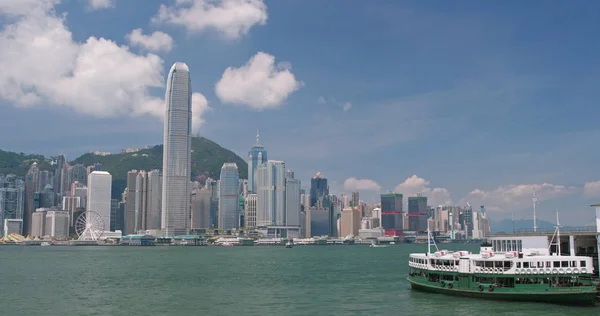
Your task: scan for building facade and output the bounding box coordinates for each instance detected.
[218,163,240,230]
[87,171,112,232]
[247,131,267,194]
[161,62,192,237]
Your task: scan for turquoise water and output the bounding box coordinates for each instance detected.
[1,244,599,316]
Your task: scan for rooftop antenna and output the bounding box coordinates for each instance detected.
[256,128,260,145]
[533,188,538,232]
[548,210,562,256]
[512,212,515,234]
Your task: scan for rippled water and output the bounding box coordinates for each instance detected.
[1,244,599,316]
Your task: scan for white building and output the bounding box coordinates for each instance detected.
[31,209,48,237]
[87,171,112,232]
[45,210,69,238]
[256,160,286,227]
[245,194,258,229]
[161,62,192,237]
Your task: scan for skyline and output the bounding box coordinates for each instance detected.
[1,0,600,225]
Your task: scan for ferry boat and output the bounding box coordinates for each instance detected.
[407,218,599,305]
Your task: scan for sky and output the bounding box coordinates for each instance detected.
[1,0,599,226]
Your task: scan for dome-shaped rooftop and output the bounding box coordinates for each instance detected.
[170,62,189,72]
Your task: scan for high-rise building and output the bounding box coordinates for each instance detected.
[218,163,240,230]
[310,172,329,207]
[408,195,428,232]
[146,170,162,230]
[24,162,39,235]
[87,171,112,232]
[66,164,87,189]
[38,170,51,192]
[31,209,47,237]
[256,161,286,227]
[45,210,69,238]
[285,177,301,227]
[351,192,359,207]
[162,62,192,237]
[340,208,361,237]
[191,189,212,230]
[135,171,148,232]
[125,170,138,235]
[381,193,403,236]
[0,174,25,236]
[247,130,267,194]
[52,155,66,196]
[244,194,258,229]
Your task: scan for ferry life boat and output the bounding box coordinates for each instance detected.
[406,216,599,306]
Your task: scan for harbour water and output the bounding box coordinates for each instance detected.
[2,244,599,316]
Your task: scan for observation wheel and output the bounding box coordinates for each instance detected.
[76,211,105,241]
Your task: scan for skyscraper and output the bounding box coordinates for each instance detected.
[146,170,162,230]
[310,172,329,207]
[408,195,428,232]
[247,130,267,194]
[256,160,286,227]
[218,163,240,230]
[24,162,39,235]
[0,174,25,236]
[87,171,112,232]
[381,193,403,236]
[161,62,192,237]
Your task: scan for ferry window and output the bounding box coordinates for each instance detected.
[580,261,586,267]
[571,261,576,267]
[502,240,507,252]
[546,262,551,268]
[523,262,529,268]
[517,262,521,268]
[561,261,568,268]
[517,240,522,252]
[554,261,560,268]
[537,262,543,268]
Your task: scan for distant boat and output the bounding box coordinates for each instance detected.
[40,242,51,246]
[221,242,235,247]
[285,241,294,248]
[370,240,388,248]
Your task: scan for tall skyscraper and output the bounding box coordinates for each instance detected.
[244,194,258,229]
[256,160,286,227]
[66,164,87,189]
[125,170,138,235]
[351,191,359,207]
[146,170,162,230]
[0,174,25,236]
[161,62,192,237]
[24,162,39,235]
[218,163,240,230]
[408,195,428,232]
[310,172,329,207]
[247,130,267,194]
[87,171,112,232]
[381,193,403,236]
[285,174,301,228]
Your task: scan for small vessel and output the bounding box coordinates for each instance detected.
[370,240,388,248]
[221,242,235,247]
[407,213,599,305]
[40,241,51,246]
[285,241,294,248]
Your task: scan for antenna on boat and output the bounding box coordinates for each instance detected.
[533,188,538,232]
[548,210,562,256]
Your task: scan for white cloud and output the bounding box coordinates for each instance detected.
[317,96,326,104]
[191,92,209,133]
[0,1,208,131]
[459,183,577,213]
[88,0,115,10]
[583,181,600,198]
[126,28,173,53]
[0,0,57,15]
[215,52,303,109]
[344,177,381,192]
[155,0,267,39]
[394,175,452,206]
[343,102,352,112]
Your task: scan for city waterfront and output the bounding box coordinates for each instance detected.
[2,244,599,316]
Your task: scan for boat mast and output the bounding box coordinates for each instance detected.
[427,218,439,255]
[548,211,562,256]
[533,188,538,232]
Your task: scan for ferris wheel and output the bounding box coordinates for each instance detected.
[76,211,106,241]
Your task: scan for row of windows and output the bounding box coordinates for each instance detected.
[517,260,586,268]
[491,239,523,252]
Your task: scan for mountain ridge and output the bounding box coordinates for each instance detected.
[0,137,248,199]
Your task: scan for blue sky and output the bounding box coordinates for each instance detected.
[1,0,599,225]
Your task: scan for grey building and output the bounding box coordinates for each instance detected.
[0,174,25,236]
[218,163,240,230]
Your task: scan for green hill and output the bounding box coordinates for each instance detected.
[1,137,248,199]
[0,149,52,175]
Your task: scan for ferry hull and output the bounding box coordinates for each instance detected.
[408,278,598,306]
